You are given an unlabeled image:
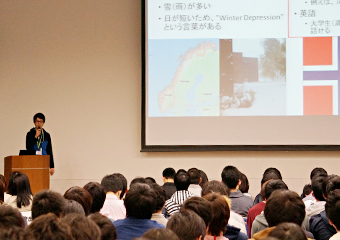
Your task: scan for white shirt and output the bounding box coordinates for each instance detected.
[229,210,247,235]
[330,232,340,240]
[100,194,126,221]
[188,184,202,197]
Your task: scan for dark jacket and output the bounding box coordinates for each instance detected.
[224,224,248,240]
[310,210,336,240]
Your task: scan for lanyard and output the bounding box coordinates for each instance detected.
[37,129,44,149]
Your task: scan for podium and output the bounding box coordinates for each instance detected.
[4,155,50,195]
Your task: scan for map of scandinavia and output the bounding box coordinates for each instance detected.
[149,40,220,117]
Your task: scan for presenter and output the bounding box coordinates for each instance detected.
[26,113,55,176]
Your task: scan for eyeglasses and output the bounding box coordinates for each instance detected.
[35,120,44,123]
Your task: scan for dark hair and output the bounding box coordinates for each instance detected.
[311,176,326,201]
[322,174,338,198]
[221,166,241,189]
[145,177,156,184]
[201,180,230,197]
[264,179,288,200]
[124,184,156,219]
[64,186,93,216]
[101,175,123,194]
[268,222,307,240]
[264,190,305,227]
[167,210,206,240]
[181,196,212,226]
[325,175,340,197]
[174,170,191,191]
[199,170,209,188]
[0,226,33,240]
[60,213,101,240]
[149,183,166,212]
[0,205,25,229]
[27,213,73,240]
[143,228,180,240]
[0,174,6,203]
[89,212,117,240]
[62,199,85,216]
[6,172,32,208]
[32,190,65,219]
[33,113,45,123]
[239,173,249,193]
[310,167,328,180]
[112,173,127,200]
[261,171,281,186]
[188,168,201,184]
[130,177,147,188]
[84,182,106,213]
[163,168,176,179]
[204,193,230,236]
[301,184,312,198]
[325,189,340,230]
[264,168,282,179]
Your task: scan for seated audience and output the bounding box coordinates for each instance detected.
[64,186,92,216]
[303,168,328,204]
[306,176,326,218]
[199,170,209,188]
[89,212,117,240]
[112,173,128,200]
[31,190,65,219]
[149,183,168,226]
[0,174,6,203]
[188,168,202,196]
[84,182,106,213]
[268,223,307,240]
[325,189,340,240]
[0,226,33,240]
[62,199,85,216]
[130,177,147,188]
[0,205,25,229]
[166,210,206,240]
[5,172,33,212]
[100,174,126,220]
[142,228,180,240]
[113,183,164,240]
[145,177,156,184]
[164,170,193,217]
[301,184,312,199]
[161,168,177,200]
[240,173,252,199]
[221,166,253,217]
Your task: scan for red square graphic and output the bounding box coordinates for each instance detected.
[303,37,333,66]
[304,86,333,115]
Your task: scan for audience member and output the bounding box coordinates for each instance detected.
[130,177,147,188]
[188,168,202,196]
[306,176,326,218]
[64,186,93,216]
[112,173,128,200]
[164,170,193,216]
[0,205,25,229]
[31,190,65,219]
[166,210,206,240]
[62,199,85,216]
[5,172,33,212]
[325,189,340,240]
[301,184,312,199]
[199,170,209,188]
[162,167,177,200]
[221,166,253,217]
[84,182,106,213]
[89,212,117,240]
[142,228,180,240]
[0,226,33,240]
[145,177,156,184]
[113,183,164,240]
[239,173,251,199]
[149,183,168,226]
[310,168,328,180]
[268,223,308,240]
[100,174,126,220]
[0,174,6,203]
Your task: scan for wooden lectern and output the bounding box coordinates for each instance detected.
[4,155,50,194]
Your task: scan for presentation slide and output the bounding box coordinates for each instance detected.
[143,0,340,150]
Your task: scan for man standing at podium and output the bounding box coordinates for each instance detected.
[26,113,55,176]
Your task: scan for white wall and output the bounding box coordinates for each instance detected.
[0,0,339,197]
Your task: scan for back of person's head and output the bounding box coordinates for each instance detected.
[33,113,45,122]
[130,177,147,188]
[264,179,288,200]
[322,174,338,198]
[325,175,340,197]
[143,228,180,240]
[166,210,206,240]
[64,186,93,216]
[325,189,340,231]
[264,168,282,179]
[6,172,32,208]
[311,176,326,201]
[221,166,241,189]
[0,174,6,203]
[261,171,282,186]
[268,222,307,240]
[101,174,123,194]
[163,168,176,179]
[199,170,208,188]
[181,196,212,227]
[32,190,65,219]
[174,170,191,191]
[62,199,85,216]
[124,183,156,219]
[0,226,33,240]
[89,212,117,240]
[84,182,106,213]
[188,168,201,185]
[239,173,249,193]
[201,180,230,197]
[149,183,166,212]
[0,205,25,229]
[145,177,156,184]
[264,190,305,227]
[310,167,328,180]
[60,213,101,240]
[203,193,230,236]
[27,213,73,240]
[112,173,127,200]
[301,184,312,198]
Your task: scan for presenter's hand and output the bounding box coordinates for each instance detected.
[35,128,42,138]
[50,168,55,176]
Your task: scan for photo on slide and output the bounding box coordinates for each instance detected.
[220,38,286,116]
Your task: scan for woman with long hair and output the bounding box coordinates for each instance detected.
[5,172,33,212]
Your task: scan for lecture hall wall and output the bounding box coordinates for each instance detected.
[0,0,339,197]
